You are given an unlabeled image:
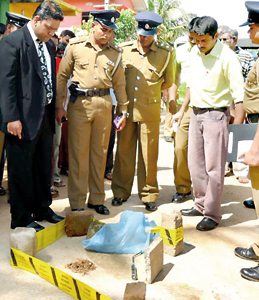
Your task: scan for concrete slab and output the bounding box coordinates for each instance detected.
[0,113,259,299]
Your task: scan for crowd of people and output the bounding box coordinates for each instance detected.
[0,0,259,282]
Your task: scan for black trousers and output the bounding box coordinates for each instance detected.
[6,109,54,228]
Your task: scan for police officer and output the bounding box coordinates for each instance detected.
[111,11,174,211]
[0,12,30,196]
[4,12,30,36]
[56,10,128,215]
[234,0,259,282]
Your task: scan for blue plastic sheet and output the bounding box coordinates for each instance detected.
[82,210,157,254]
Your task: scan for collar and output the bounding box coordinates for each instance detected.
[198,40,222,58]
[132,40,156,53]
[27,21,39,43]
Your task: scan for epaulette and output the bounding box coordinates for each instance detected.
[155,41,172,52]
[69,35,88,45]
[109,43,123,53]
[120,41,134,48]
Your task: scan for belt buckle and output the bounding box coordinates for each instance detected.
[84,89,88,97]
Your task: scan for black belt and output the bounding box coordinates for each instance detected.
[247,113,259,123]
[193,106,228,112]
[76,88,110,97]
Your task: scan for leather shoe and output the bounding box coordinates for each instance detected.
[112,197,127,206]
[240,266,259,282]
[72,208,85,211]
[180,207,203,216]
[54,180,65,187]
[235,246,259,261]
[36,213,64,223]
[144,202,157,212]
[87,203,110,215]
[172,191,191,203]
[50,187,59,198]
[26,221,45,232]
[243,199,255,209]
[196,217,218,231]
[0,186,6,196]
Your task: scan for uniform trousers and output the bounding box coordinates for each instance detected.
[68,95,112,209]
[6,108,53,228]
[250,166,259,255]
[174,107,192,194]
[164,110,174,138]
[188,108,229,223]
[112,119,160,203]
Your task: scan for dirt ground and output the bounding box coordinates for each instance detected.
[0,115,259,300]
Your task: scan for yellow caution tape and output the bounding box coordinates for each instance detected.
[10,247,112,300]
[36,219,66,251]
[151,226,184,247]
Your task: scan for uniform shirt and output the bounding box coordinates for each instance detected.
[56,34,128,113]
[189,40,244,108]
[122,40,173,122]
[244,58,259,114]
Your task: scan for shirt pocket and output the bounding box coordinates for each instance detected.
[102,60,115,81]
[147,97,160,104]
[146,65,161,82]
[76,60,89,70]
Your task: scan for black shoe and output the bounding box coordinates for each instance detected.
[144,202,157,212]
[87,203,110,215]
[180,207,203,216]
[243,200,255,209]
[60,168,69,176]
[241,266,259,282]
[72,208,85,212]
[164,136,174,143]
[172,192,191,203]
[0,186,6,196]
[196,217,218,231]
[112,197,127,206]
[36,213,64,224]
[235,246,259,261]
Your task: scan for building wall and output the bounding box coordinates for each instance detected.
[0,0,10,24]
[61,0,134,28]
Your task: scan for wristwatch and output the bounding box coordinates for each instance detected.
[122,112,129,118]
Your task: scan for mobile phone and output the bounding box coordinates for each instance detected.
[113,115,120,130]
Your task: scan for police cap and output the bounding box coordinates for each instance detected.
[240,1,259,26]
[6,12,30,28]
[135,11,163,36]
[90,10,120,30]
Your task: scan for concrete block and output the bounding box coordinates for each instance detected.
[65,211,94,237]
[123,282,146,300]
[161,211,184,256]
[145,237,163,284]
[10,228,37,256]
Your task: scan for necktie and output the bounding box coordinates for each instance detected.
[37,40,53,105]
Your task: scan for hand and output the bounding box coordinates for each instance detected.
[239,147,259,167]
[172,111,184,126]
[116,115,127,132]
[56,108,67,125]
[7,120,22,139]
[168,100,176,114]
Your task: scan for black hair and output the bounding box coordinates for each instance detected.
[193,16,218,37]
[60,29,75,38]
[33,1,64,21]
[57,42,67,53]
[189,17,199,32]
[0,23,6,34]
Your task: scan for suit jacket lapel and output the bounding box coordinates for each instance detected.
[23,25,43,80]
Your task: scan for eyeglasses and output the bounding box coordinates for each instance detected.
[219,37,234,42]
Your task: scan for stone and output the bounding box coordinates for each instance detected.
[65,211,94,237]
[161,211,184,256]
[10,228,37,256]
[123,282,146,300]
[145,237,163,284]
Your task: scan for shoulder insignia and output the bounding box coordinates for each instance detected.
[69,35,88,45]
[156,41,172,52]
[120,41,134,48]
[109,43,123,53]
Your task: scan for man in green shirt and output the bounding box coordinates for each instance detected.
[180,16,245,231]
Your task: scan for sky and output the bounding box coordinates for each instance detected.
[179,0,255,39]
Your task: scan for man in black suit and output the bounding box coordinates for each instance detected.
[0,1,64,231]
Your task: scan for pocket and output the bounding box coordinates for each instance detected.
[147,66,161,82]
[76,61,89,69]
[147,97,160,104]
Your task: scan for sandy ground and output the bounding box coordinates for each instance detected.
[0,116,259,300]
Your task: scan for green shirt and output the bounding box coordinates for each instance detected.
[189,41,244,108]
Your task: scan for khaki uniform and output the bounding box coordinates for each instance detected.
[244,58,259,219]
[56,35,128,209]
[112,40,173,203]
